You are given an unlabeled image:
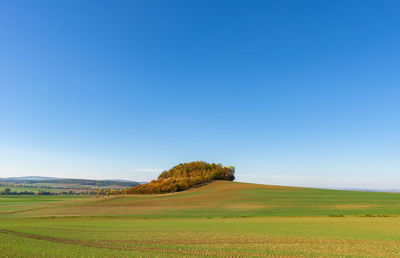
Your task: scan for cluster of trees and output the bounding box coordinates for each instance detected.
[0,188,35,195]
[38,190,97,195]
[36,190,117,196]
[0,187,124,196]
[0,187,101,196]
[125,161,235,194]
[0,188,76,195]
[0,188,54,195]
[95,189,124,196]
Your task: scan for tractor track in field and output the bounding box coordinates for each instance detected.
[0,207,51,215]
[0,228,287,257]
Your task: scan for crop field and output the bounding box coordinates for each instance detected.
[1,181,400,257]
[5,181,400,218]
[0,185,58,193]
[2,217,400,257]
[0,195,84,215]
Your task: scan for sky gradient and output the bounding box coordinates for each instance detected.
[1,0,399,188]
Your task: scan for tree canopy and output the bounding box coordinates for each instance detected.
[125,161,235,194]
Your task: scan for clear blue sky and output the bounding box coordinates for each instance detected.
[1,1,399,188]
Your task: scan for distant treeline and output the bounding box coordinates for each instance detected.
[0,188,36,195]
[0,188,99,196]
[0,188,54,195]
[125,161,235,194]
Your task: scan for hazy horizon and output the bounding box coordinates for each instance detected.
[1,1,399,189]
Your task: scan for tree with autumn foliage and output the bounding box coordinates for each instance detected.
[125,161,235,194]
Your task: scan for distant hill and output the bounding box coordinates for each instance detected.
[126,161,235,194]
[0,177,140,187]
[0,176,61,182]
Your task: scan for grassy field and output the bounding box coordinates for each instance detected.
[0,185,63,193]
[4,180,400,218]
[2,217,400,257]
[1,181,400,257]
[0,195,85,214]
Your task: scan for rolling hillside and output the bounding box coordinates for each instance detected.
[3,180,400,218]
[2,181,400,257]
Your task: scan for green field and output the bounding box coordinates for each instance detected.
[1,181,400,257]
[0,195,85,215]
[0,185,62,193]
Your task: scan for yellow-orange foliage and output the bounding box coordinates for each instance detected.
[125,161,235,194]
